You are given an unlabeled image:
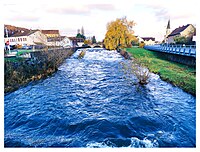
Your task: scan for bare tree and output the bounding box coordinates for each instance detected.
[121,60,150,85]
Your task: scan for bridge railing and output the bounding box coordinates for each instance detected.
[144,44,196,57]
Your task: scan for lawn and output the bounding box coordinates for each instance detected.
[126,47,196,95]
[4,49,33,62]
[16,49,33,56]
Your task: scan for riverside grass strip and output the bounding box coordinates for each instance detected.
[126,47,196,95]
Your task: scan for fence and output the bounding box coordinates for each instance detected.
[144,44,196,57]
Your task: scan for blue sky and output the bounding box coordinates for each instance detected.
[2,0,197,41]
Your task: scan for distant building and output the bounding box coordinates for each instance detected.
[60,37,73,48]
[166,24,196,44]
[68,37,84,47]
[4,30,47,46]
[47,36,72,47]
[164,20,171,43]
[41,30,60,38]
[141,37,156,45]
[192,32,196,43]
[47,36,64,46]
[81,26,84,36]
[135,36,143,43]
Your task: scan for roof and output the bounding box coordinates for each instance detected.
[4,24,30,37]
[68,37,84,42]
[141,37,155,41]
[10,30,39,37]
[167,20,170,29]
[4,24,29,31]
[41,30,59,35]
[168,24,190,37]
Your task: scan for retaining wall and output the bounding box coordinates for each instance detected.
[161,52,196,66]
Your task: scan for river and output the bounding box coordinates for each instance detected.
[4,48,196,147]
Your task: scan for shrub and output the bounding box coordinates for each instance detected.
[5,48,74,93]
[121,60,150,85]
[78,50,86,59]
[139,42,145,48]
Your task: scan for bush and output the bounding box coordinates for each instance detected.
[4,48,74,93]
[139,42,145,48]
[121,60,150,85]
[78,50,86,59]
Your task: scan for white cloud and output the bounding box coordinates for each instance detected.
[2,0,197,41]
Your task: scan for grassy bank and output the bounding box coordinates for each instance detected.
[126,47,196,95]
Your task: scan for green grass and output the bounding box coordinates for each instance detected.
[126,47,196,95]
[4,57,25,62]
[4,49,33,62]
[16,49,33,56]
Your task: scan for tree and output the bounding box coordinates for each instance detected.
[131,37,139,46]
[104,17,137,50]
[84,39,91,45]
[92,36,97,44]
[174,36,191,45]
[76,33,86,40]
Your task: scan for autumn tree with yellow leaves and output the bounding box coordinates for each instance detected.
[104,17,137,50]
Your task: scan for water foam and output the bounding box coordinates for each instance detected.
[86,137,159,148]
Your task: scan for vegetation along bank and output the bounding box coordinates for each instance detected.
[4,48,74,93]
[126,47,196,96]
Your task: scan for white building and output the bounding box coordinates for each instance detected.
[46,36,73,47]
[4,30,47,46]
[61,37,73,48]
[136,36,156,45]
[142,37,155,45]
[166,24,196,44]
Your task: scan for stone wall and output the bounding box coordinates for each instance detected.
[162,52,196,66]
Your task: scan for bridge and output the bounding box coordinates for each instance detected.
[90,44,103,48]
[144,44,196,57]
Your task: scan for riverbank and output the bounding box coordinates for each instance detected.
[126,47,196,95]
[4,48,74,93]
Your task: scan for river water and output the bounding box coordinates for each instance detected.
[4,48,196,147]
